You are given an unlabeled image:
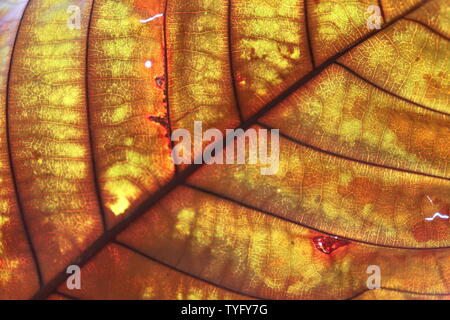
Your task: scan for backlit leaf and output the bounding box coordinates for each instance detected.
[0,0,448,300]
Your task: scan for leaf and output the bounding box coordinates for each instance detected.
[0,0,448,300]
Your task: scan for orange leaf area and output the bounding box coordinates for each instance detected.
[0,0,448,300]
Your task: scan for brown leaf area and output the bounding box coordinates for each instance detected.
[0,0,448,300]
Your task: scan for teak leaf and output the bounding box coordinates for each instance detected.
[0,0,448,299]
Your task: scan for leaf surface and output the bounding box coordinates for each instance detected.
[0,0,448,300]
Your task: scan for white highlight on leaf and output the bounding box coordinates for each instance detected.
[425,213,449,221]
[140,13,164,23]
[144,60,153,68]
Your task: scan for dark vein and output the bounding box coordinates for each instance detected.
[32,158,206,299]
[5,0,43,287]
[347,287,450,300]
[345,289,369,300]
[335,62,450,117]
[114,240,262,300]
[227,0,244,121]
[259,122,450,181]
[404,17,450,42]
[303,0,315,67]
[185,183,450,250]
[163,0,178,175]
[32,0,433,300]
[377,0,386,25]
[85,0,108,231]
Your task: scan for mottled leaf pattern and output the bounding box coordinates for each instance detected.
[0,0,448,299]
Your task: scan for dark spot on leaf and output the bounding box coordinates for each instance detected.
[155,75,166,89]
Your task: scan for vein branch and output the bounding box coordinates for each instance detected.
[185,182,450,250]
[335,62,450,117]
[85,0,108,231]
[5,0,44,288]
[403,17,450,42]
[32,0,433,300]
[347,287,450,300]
[304,0,316,67]
[114,240,263,300]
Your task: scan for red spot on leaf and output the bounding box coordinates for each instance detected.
[313,236,350,255]
[236,73,247,86]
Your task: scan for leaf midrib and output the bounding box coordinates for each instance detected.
[32,0,434,299]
